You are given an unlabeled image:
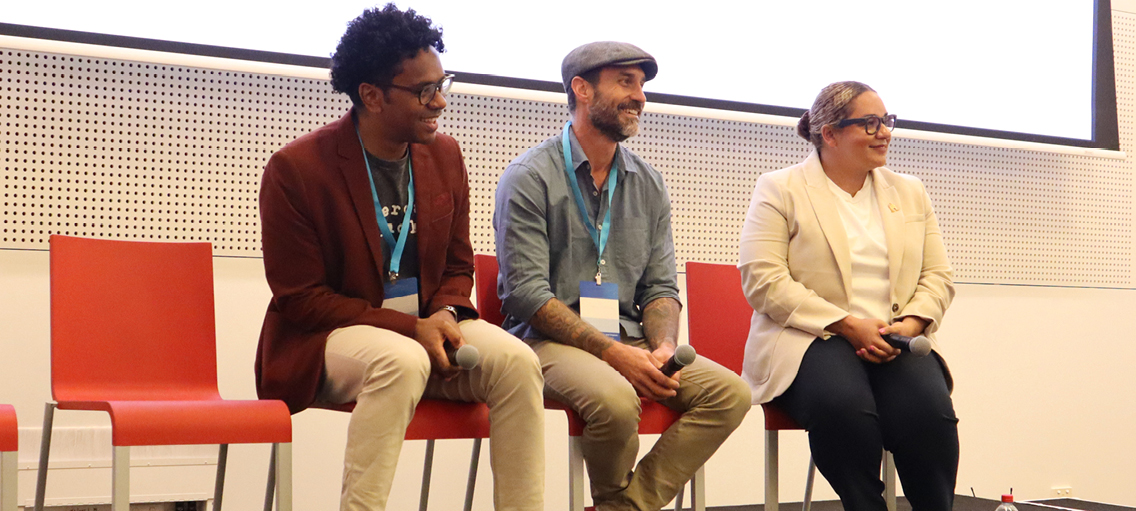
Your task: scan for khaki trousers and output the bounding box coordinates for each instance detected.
[321,319,545,511]
[530,338,751,511]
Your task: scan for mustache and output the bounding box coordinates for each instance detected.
[619,100,644,112]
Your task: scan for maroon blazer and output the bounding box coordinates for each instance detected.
[255,111,478,413]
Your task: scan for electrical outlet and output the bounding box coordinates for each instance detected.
[1051,487,1074,498]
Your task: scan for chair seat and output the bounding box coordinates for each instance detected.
[313,399,492,441]
[761,402,803,431]
[0,405,15,452]
[547,398,683,436]
[57,399,292,446]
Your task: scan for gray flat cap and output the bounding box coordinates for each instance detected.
[561,41,658,92]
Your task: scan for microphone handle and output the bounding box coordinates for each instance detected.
[884,333,916,350]
[883,333,931,356]
[661,357,684,377]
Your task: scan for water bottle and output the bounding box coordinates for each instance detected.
[995,494,1018,511]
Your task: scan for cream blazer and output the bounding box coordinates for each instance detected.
[738,151,954,404]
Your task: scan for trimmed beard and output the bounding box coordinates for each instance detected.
[588,92,642,142]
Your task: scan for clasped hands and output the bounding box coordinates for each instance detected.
[601,342,681,401]
[828,315,928,364]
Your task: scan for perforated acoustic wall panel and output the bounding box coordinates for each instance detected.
[4,13,1136,287]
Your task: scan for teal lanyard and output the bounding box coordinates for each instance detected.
[561,121,617,284]
[356,127,415,282]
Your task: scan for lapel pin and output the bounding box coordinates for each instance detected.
[888,203,899,213]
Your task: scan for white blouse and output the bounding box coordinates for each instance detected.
[825,173,891,322]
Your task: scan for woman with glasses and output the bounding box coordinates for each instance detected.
[737,81,958,511]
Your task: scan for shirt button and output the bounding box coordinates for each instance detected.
[600,259,606,265]
[592,190,598,196]
[892,303,899,313]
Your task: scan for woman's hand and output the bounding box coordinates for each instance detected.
[879,316,929,339]
[827,315,899,363]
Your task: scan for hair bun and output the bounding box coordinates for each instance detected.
[797,111,812,140]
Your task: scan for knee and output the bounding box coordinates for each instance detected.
[718,375,754,428]
[363,340,430,393]
[580,383,641,437]
[479,337,543,390]
[482,337,541,377]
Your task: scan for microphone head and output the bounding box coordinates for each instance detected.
[909,335,932,357]
[454,344,480,369]
[673,344,697,367]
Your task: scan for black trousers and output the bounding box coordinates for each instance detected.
[777,337,959,511]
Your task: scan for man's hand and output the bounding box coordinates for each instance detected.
[827,315,899,364]
[601,342,679,400]
[414,308,466,379]
[650,343,682,381]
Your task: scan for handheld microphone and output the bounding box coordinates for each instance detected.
[660,345,697,377]
[883,334,932,357]
[445,343,480,369]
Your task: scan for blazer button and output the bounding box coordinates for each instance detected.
[892,303,899,313]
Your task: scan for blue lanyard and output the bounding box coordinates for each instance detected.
[561,121,617,284]
[356,127,415,282]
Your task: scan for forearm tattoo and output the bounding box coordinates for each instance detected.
[642,297,681,351]
[530,298,614,358]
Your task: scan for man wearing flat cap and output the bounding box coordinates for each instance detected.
[493,41,750,510]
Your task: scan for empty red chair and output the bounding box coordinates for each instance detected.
[475,254,704,511]
[36,235,292,511]
[1,404,16,511]
[685,261,896,511]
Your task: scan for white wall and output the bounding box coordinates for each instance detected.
[4,249,1136,509]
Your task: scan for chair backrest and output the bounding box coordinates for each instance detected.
[473,254,506,327]
[685,262,752,375]
[0,404,16,452]
[49,235,221,402]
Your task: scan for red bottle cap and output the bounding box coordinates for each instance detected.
[1002,495,1014,503]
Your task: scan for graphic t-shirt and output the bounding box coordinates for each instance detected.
[365,150,419,281]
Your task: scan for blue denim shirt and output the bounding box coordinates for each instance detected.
[493,128,680,341]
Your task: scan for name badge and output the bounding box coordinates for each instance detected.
[383,277,420,316]
[580,281,619,341]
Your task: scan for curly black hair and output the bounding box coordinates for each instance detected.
[330,3,445,106]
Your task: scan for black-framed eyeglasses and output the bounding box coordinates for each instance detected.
[385,74,455,105]
[835,114,897,135]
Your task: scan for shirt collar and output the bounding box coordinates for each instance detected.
[566,128,639,179]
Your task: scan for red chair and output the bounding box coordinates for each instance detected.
[474,254,704,511]
[265,399,489,511]
[1,405,17,511]
[685,262,896,511]
[36,235,293,511]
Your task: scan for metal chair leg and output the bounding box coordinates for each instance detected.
[765,429,779,511]
[675,484,685,511]
[34,403,56,511]
[568,436,585,511]
[463,439,481,511]
[883,450,896,511]
[803,456,816,511]
[264,445,276,511]
[419,439,435,511]
[1,450,17,511]
[112,446,130,511]
[274,443,292,511]
[213,444,228,511]
[691,466,705,511]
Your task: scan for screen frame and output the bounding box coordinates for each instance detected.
[0,0,1119,150]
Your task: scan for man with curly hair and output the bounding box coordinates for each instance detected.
[254,5,544,510]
